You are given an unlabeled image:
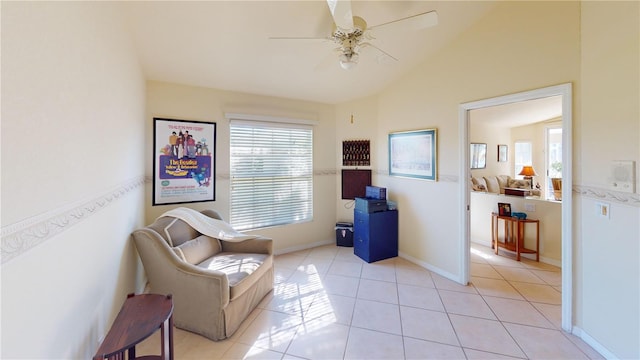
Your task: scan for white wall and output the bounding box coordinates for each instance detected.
[1,2,146,358]
[468,121,512,178]
[145,81,337,253]
[373,1,581,277]
[578,2,639,358]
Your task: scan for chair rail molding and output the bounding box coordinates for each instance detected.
[574,184,640,207]
[1,176,145,265]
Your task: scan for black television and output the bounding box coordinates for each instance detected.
[341,169,372,200]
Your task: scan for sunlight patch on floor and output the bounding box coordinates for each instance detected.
[471,246,493,260]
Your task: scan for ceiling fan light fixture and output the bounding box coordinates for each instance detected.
[339,52,359,70]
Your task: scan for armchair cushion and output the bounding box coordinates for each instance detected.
[173,235,222,264]
[199,252,272,300]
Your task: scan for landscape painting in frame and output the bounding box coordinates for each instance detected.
[153,117,216,205]
[389,128,437,181]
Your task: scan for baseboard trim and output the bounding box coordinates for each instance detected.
[1,176,145,265]
[399,250,462,284]
[572,326,617,359]
[274,239,334,256]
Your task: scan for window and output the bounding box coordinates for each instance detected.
[546,127,562,200]
[230,120,313,230]
[514,141,532,179]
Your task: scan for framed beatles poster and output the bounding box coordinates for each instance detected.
[153,117,216,205]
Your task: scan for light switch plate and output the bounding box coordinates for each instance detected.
[596,202,610,219]
[524,204,535,212]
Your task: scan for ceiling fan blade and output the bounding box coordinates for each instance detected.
[369,10,438,33]
[360,42,398,63]
[269,36,330,42]
[326,0,354,31]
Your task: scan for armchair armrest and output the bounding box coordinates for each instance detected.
[171,261,231,307]
[132,229,231,306]
[220,236,273,255]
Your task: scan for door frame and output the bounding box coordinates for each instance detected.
[458,83,573,332]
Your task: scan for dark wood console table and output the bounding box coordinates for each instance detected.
[491,212,539,261]
[93,293,174,360]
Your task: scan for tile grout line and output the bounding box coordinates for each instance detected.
[434,279,468,359]
[485,248,563,310]
[476,281,530,359]
[392,258,409,359]
[479,246,575,358]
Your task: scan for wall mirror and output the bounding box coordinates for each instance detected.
[470,143,487,169]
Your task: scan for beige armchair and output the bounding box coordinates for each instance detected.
[132,209,274,341]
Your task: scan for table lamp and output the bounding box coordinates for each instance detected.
[518,166,538,189]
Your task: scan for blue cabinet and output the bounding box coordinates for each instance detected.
[353,209,398,263]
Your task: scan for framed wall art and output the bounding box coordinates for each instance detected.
[388,128,437,181]
[498,144,508,162]
[342,139,370,166]
[498,202,512,217]
[153,117,216,206]
[470,143,487,169]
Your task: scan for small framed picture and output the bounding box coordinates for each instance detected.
[498,144,508,162]
[470,143,487,169]
[498,202,512,217]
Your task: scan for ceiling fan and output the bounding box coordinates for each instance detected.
[270,0,438,70]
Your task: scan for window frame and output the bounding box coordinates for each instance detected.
[545,125,563,200]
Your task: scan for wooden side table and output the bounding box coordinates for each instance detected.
[94,293,174,360]
[491,212,539,261]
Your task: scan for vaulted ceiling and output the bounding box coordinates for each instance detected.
[120,1,497,104]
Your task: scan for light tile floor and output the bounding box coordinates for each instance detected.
[138,243,603,359]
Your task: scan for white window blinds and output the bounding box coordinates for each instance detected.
[230,120,313,230]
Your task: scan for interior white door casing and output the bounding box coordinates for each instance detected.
[458,83,573,332]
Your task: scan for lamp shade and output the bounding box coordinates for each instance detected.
[518,166,538,177]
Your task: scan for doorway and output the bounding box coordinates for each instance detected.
[458,83,573,332]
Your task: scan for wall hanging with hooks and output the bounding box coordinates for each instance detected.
[342,139,370,166]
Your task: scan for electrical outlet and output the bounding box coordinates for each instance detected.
[596,202,610,219]
[524,204,535,212]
